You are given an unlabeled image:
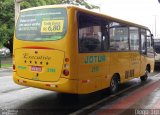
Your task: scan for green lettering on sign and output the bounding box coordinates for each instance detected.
[84,55,106,64]
[47,68,56,73]
[91,66,99,72]
[18,66,27,70]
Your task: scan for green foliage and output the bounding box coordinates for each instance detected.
[21,0,99,9]
[0,0,14,47]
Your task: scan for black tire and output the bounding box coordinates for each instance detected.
[109,76,119,94]
[140,67,149,82]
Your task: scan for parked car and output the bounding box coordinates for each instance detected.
[0,47,11,57]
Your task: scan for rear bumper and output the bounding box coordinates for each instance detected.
[13,72,78,94]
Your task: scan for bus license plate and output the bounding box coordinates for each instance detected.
[31,66,42,72]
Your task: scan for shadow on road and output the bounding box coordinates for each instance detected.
[15,89,109,115]
[14,78,155,115]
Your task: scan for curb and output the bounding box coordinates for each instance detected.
[0,67,12,71]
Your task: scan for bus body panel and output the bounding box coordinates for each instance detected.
[13,72,78,94]
[130,52,141,78]
[77,53,109,94]
[109,52,131,83]
[14,48,64,82]
[13,5,154,94]
[13,6,80,94]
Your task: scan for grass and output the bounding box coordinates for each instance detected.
[0,57,12,68]
[0,63,12,68]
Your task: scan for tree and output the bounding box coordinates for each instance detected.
[20,0,99,9]
[0,0,14,48]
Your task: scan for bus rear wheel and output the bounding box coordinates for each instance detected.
[109,76,119,94]
[140,67,149,82]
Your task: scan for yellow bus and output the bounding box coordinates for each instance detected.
[13,5,154,94]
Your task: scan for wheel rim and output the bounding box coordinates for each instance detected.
[111,78,117,91]
[145,69,149,75]
[144,69,149,79]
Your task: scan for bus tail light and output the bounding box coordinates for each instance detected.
[63,57,70,76]
[13,64,16,71]
[13,57,16,71]
[63,69,69,76]
[65,58,70,62]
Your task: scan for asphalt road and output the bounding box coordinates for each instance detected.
[0,69,160,115]
[0,68,12,77]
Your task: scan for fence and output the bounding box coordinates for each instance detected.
[0,56,12,68]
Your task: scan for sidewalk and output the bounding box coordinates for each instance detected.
[0,67,12,71]
[91,76,160,115]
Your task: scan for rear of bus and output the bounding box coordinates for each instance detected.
[13,5,78,94]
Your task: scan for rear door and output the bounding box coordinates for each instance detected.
[129,27,141,78]
[140,29,147,75]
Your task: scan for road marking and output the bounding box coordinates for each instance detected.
[0,75,12,79]
[1,86,28,93]
[152,72,160,77]
[0,67,12,72]
[70,73,160,115]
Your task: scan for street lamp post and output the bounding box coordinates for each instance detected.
[14,0,20,24]
[153,15,157,37]
[154,15,157,37]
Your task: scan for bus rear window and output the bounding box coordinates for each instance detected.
[16,8,67,41]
